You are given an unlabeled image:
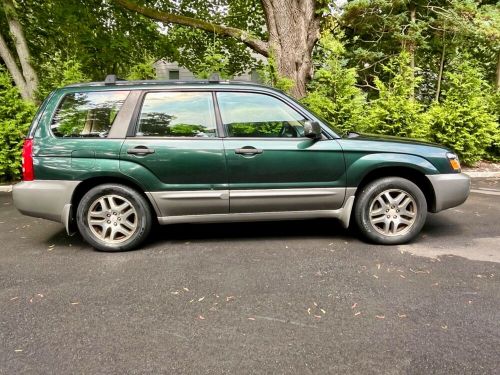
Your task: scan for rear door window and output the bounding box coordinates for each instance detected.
[51,91,129,137]
[136,92,216,137]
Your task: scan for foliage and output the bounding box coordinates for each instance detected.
[257,53,294,93]
[126,55,157,80]
[302,33,366,134]
[427,60,499,165]
[0,69,35,182]
[37,53,89,100]
[362,53,429,139]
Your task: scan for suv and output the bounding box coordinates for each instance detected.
[13,76,470,251]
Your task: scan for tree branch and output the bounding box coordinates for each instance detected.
[0,30,30,101]
[114,0,269,57]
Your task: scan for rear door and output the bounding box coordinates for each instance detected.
[120,91,228,217]
[216,91,346,213]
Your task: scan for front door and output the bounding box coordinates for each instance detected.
[216,91,346,213]
[120,91,228,217]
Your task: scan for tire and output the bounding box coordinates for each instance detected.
[354,177,427,245]
[76,184,152,252]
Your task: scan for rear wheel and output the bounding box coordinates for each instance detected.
[354,177,427,245]
[76,184,152,251]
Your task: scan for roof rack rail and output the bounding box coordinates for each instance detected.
[104,74,126,85]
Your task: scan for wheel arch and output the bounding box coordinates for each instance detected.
[70,176,160,224]
[355,166,436,212]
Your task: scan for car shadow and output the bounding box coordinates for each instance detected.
[148,218,356,245]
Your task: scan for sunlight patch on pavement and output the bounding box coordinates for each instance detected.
[399,237,500,263]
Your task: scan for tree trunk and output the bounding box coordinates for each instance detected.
[409,5,416,71]
[435,31,446,102]
[496,52,500,92]
[261,0,321,98]
[0,31,31,100]
[2,0,39,101]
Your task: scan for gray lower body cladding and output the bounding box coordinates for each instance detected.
[426,173,471,212]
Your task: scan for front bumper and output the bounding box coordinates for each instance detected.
[426,173,471,212]
[13,180,80,229]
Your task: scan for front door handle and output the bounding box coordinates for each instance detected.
[127,146,155,155]
[235,147,263,156]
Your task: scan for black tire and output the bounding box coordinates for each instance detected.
[354,177,427,245]
[76,184,152,252]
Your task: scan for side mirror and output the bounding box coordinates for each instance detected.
[303,121,322,140]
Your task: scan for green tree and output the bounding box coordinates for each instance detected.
[302,32,366,134]
[428,59,499,165]
[0,69,35,181]
[363,53,429,139]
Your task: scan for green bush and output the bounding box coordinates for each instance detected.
[362,53,429,139]
[37,53,89,100]
[302,33,366,134]
[427,60,499,165]
[0,70,36,182]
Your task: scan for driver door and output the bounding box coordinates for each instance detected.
[216,91,346,213]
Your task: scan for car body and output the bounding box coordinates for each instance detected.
[13,76,470,251]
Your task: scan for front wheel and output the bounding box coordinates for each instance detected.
[354,177,427,245]
[76,184,152,251]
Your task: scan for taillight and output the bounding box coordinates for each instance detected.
[22,138,34,181]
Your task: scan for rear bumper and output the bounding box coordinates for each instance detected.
[426,173,470,212]
[12,180,80,227]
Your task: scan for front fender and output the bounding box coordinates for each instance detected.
[345,153,439,186]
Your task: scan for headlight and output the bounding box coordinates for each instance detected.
[446,152,461,171]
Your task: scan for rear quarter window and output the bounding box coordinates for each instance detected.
[50,91,129,138]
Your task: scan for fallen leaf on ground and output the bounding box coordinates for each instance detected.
[198,297,205,302]
[226,296,235,302]
[183,287,189,292]
[248,317,255,321]
[320,308,326,314]
[398,314,407,318]
[351,303,357,309]
[10,297,18,301]
[400,275,406,279]
[71,302,79,305]
[376,315,385,319]
[198,315,205,320]
[354,312,361,316]
[14,349,23,352]
[441,325,447,329]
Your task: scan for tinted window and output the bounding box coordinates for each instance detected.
[51,91,129,137]
[137,92,216,137]
[217,92,307,138]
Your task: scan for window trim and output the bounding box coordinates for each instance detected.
[128,89,221,140]
[48,90,131,139]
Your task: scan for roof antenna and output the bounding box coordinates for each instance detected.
[208,72,220,83]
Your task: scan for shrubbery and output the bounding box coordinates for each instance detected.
[427,61,498,164]
[0,70,35,182]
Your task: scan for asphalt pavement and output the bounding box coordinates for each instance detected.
[1,178,499,374]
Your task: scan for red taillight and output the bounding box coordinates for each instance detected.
[22,138,34,181]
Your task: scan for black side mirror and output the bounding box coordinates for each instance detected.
[303,121,322,140]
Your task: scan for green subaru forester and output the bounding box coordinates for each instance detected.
[13,76,470,251]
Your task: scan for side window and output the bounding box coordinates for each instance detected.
[216,92,307,138]
[51,91,129,138]
[136,92,216,137]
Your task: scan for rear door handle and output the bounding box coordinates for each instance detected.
[235,147,263,156]
[127,146,155,155]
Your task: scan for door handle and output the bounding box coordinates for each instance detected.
[235,147,263,155]
[127,146,155,155]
